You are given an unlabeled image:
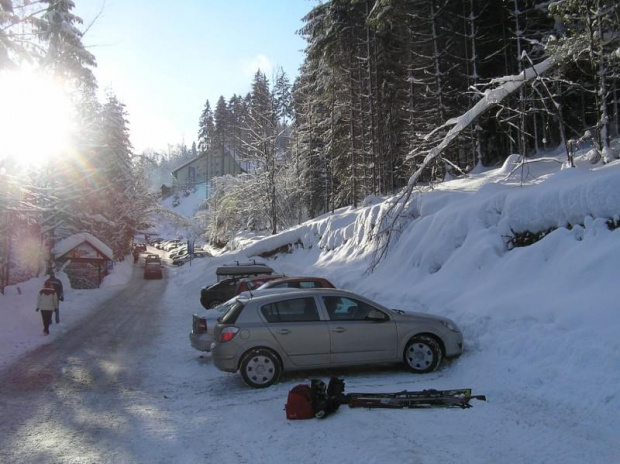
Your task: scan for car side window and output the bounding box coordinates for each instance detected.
[323,296,381,321]
[261,297,319,323]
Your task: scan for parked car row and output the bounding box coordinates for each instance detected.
[189,261,463,389]
[154,239,183,251]
[172,250,209,266]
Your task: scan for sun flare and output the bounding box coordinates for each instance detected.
[0,68,74,166]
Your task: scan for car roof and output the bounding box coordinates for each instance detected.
[239,274,285,283]
[216,264,274,276]
[236,287,362,303]
[236,288,305,299]
[263,276,330,284]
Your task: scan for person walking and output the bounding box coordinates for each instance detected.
[45,271,64,323]
[36,281,58,335]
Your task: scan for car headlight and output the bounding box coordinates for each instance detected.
[440,320,460,333]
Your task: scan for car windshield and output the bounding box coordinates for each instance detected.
[246,280,264,290]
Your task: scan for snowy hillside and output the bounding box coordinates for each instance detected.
[153,184,208,241]
[166,149,620,460]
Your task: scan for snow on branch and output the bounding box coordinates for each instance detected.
[370,51,567,270]
[406,53,561,187]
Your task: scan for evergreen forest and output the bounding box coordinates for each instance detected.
[1,0,619,290]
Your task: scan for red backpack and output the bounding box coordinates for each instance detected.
[285,384,314,420]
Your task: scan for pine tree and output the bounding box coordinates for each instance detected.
[94,92,138,259]
[214,95,230,176]
[197,100,214,154]
[36,0,97,89]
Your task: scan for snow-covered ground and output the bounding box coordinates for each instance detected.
[1,150,619,462]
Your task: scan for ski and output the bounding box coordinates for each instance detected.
[347,393,486,409]
[342,388,486,409]
[342,388,473,403]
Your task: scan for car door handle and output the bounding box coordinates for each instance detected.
[333,327,347,333]
[277,329,292,335]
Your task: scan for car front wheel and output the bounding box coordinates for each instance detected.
[404,335,442,373]
[208,299,222,309]
[240,349,281,388]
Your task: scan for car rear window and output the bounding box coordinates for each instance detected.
[219,300,246,324]
[261,297,319,323]
[246,277,275,290]
[299,281,321,288]
[145,263,160,270]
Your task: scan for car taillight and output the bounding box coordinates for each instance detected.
[198,318,207,331]
[219,327,239,342]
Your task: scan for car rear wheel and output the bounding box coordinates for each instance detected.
[240,349,281,388]
[404,335,442,373]
[208,299,222,309]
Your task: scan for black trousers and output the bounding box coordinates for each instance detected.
[40,310,53,333]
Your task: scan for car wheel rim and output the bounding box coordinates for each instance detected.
[406,343,434,370]
[245,355,275,385]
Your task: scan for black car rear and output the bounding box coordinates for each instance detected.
[200,278,240,309]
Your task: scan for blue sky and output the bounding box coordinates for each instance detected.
[73,0,315,153]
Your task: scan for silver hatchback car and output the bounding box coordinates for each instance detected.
[211,289,463,388]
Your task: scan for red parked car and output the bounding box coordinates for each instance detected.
[144,261,163,279]
[256,276,335,290]
[236,274,286,293]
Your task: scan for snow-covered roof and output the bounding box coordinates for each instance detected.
[171,154,206,176]
[53,232,114,261]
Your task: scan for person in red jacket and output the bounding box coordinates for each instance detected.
[36,281,58,335]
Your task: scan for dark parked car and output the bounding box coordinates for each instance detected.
[200,274,283,309]
[256,276,335,290]
[210,288,463,388]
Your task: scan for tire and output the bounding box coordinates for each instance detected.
[208,299,222,309]
[403,335,443,374]
[240,349,281,388]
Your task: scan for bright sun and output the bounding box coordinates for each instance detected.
[0,68,74,166]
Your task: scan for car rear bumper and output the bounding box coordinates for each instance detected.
[189,331,212,352]
[211,343,238,373]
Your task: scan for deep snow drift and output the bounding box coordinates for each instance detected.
[1,149,619,463]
